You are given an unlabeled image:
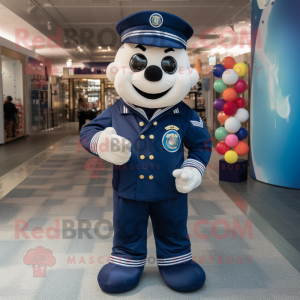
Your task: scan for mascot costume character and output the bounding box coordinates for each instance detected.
[80,10,212,293]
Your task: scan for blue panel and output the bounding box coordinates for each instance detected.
[251,0,300,189]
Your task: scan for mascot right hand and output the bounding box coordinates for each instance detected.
[97,127,131,165]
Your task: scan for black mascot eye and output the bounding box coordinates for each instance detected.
[129,54,147,72]
[161,56,177,74]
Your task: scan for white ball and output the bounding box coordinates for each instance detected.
[234,108,249,123]
[222,69,239,85]
[225,117,241,133]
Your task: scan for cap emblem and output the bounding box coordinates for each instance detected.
[149,13,163,28]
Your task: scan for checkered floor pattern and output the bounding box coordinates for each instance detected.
[0,137,299,300]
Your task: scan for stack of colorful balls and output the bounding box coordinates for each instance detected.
[212,57,250,164]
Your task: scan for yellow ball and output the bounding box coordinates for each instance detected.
[233,63,248,77]
[224,150,238,164]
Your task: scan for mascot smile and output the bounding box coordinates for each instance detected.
[80,10,212,294]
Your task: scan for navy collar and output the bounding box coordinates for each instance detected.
[120,98,182,122]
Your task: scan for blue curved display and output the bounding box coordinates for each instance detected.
[251,0,300,189]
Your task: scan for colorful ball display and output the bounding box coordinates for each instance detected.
[212,64,226,78]
[234,108,249,123]
[217,111,230,124]
[224,117,241,133]
[223,88,238,102]
[235,97,246,109]
[216,142,230,155]
[235,128,248,140]
[233,62,248,77]
[224,150,238,164]
[222,57,236,69]
[223,101,238,116]
[222,69,239,85]
[234,79,248,93]
[213,98,226,111]
[215,127,229,141]
[225,134,239,147]
[214,80,227,93]
[234,141,249,156]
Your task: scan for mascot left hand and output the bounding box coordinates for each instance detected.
[173,167,202,193]
[97,127,131,165]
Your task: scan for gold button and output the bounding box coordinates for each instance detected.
[139,175,144,179]
[149,175,154,180]
[140,155,145,160]
[149,155,154,160]
[139,121,144,127]
[140,135,145,139]
[153,121,157,126]
[149,135,154,139]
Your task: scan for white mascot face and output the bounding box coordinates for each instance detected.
[106,43,199,108]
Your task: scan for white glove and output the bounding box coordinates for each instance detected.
[97,127,131,165]
[173,167,202,194]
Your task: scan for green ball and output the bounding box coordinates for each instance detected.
[214,79,227,93]
[215,127,229,141]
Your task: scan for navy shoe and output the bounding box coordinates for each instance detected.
[159,260,206,292]
[98,263,144,293]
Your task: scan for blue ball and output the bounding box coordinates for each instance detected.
[212,64,226,78]
[235,128,248,140]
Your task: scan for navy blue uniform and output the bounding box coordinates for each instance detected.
[80,98,212,202]
[80,98,211,265]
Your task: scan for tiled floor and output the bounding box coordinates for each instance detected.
[0,123,79,177]
[1,136,300,299]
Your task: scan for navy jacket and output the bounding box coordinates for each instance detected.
[80,98,212,202]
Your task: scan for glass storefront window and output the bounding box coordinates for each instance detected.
[2,54,24,141]
[74,79,101,112]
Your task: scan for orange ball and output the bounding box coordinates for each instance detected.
[217,111,230,124]
[223,88,237,102]
[234,141,249,156]
[222,57,236,69]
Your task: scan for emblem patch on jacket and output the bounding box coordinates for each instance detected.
[162,130,181,153]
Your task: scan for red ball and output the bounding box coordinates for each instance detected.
[223,102,238,116]
[234,79,248,93]
[216,142,230,155]
[222,57,236,69]
[235,97,246,109]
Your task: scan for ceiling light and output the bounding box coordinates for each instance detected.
[27,0,36,13]
[98,46,102,49]
[47,21,52,30]
[82,79,88,81]
[239,21,246,24]
[249,24,251,26]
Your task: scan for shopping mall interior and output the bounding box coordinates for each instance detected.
[0,0,300,299]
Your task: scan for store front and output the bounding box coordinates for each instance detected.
[63,67,119,122]
[1,46,26,142]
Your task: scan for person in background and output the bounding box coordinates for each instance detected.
[78,98,87,131]
[4,96,17,138]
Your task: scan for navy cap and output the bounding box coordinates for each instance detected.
[116,10,193,50]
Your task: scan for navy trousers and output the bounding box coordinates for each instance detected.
[110,192,192,267]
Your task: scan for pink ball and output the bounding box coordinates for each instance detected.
[234,79,248,93]
[225,134,239,147]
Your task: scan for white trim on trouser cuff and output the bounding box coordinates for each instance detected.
[109,255,146,267]
[157,252,192,266]
[181,159,206,177]
[90,131,102,155]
